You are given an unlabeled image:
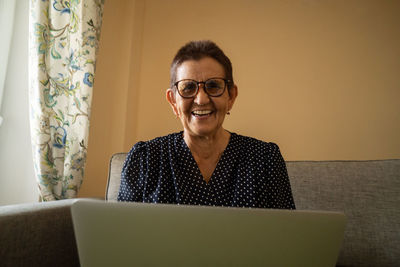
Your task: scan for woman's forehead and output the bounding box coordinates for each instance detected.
[176,57,225,81]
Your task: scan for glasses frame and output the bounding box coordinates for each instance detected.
[174,77,231,99]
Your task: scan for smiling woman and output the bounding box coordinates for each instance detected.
[118,40,296,210]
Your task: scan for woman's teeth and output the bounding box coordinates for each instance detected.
[192,110,212,116]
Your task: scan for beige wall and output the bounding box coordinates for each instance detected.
[79,0,400,198]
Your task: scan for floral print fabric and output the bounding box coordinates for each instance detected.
[29,0,104,200]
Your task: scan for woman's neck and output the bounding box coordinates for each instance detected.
[183,129,230,160]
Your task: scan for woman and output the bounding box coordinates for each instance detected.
[118,40,295,209]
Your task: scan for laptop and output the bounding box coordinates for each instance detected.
[71,199,346,267]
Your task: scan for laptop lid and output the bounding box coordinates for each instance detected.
[71,199,346,267]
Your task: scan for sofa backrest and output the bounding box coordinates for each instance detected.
[106,154,400,266]
[287,160,400,266]
[106,153,126,201]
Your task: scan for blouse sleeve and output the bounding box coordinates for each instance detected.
[260,143,296,210]
[117,142,147,202]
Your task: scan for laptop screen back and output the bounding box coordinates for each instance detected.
[71,199,346,267]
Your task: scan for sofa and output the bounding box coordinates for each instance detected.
[1,155,399,266]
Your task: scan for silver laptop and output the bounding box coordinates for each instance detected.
[71,199,346,267]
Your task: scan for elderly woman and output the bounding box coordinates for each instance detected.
[118,40,295,209]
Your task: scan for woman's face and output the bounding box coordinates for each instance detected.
[167,57,237,138]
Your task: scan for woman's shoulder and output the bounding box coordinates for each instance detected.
[231,132,280,152]
[230,133,286,170]
[127,132,181,155]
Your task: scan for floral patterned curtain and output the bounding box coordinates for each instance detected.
[29,0,104,201]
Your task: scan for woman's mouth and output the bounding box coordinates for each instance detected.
[191,110,213,117]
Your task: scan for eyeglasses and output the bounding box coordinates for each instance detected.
[174,78,230,98]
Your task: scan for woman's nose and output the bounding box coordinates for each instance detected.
[194,85,210,104]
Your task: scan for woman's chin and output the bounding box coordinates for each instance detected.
[182,114,225,138]
[185,125,223,138]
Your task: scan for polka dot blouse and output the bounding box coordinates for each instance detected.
[118,132,296,209]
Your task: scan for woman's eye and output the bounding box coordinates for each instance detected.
[207,83,218,88]
[183,82,196,91]
[206,80,222,89]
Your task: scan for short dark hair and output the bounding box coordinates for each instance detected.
[170,40,234,90]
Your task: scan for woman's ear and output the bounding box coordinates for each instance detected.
[228,85,238,111]
[166,88,179,117]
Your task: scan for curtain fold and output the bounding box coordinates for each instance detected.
[29,0,104,201]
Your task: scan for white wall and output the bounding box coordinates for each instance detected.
[0,0,16,124]
[0,0,38,205]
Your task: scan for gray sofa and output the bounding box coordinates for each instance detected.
[1,155,399,266]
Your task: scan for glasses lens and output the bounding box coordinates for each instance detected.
[205,78,225,96]
[177,80,197,97]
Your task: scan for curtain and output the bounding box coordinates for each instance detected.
[29,0,104,201]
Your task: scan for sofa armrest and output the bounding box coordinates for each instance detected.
[0,199,80,267]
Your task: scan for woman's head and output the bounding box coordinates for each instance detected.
[166,41,238,138]
[170,40,234,90]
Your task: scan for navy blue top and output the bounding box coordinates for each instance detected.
[118,132,295,209]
